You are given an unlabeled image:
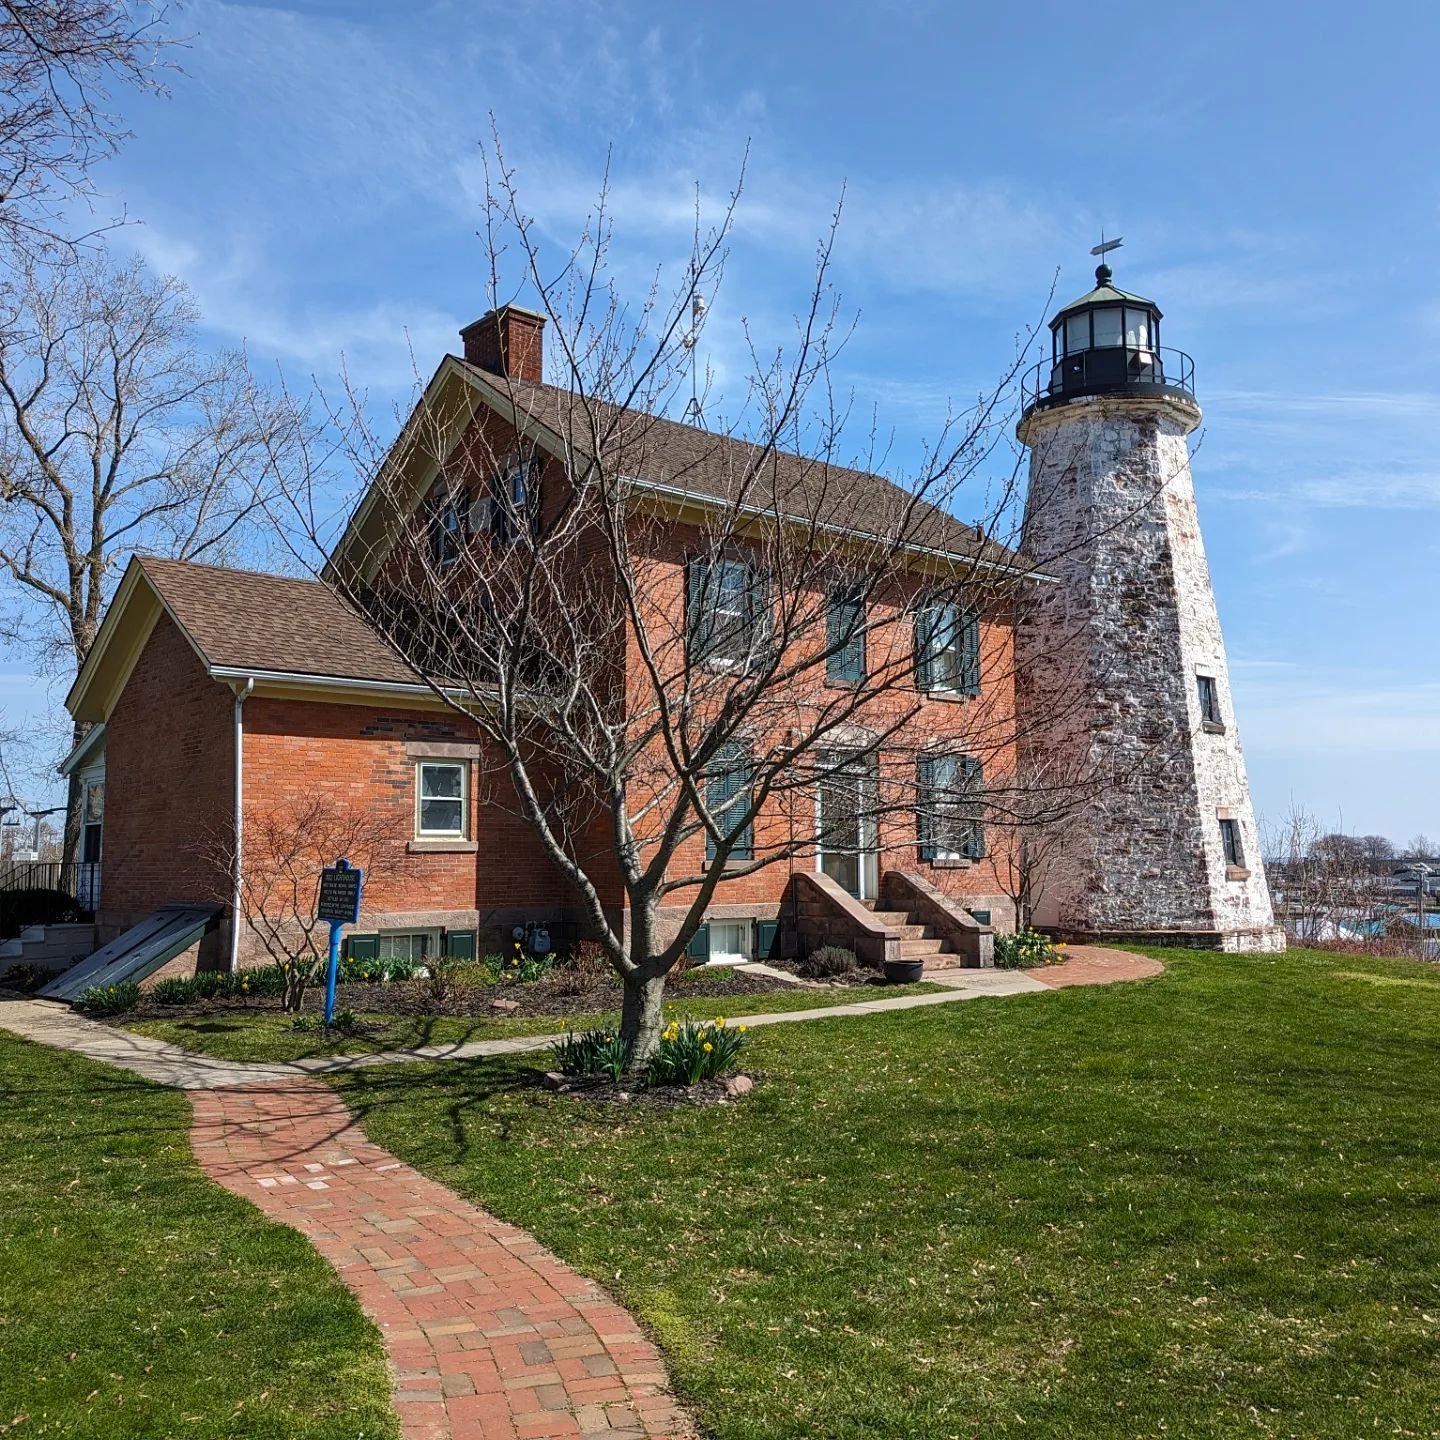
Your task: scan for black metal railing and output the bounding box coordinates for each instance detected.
[0,859,100,926]
[1021,345,1196,412]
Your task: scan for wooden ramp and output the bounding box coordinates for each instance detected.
[38,905,221,1003]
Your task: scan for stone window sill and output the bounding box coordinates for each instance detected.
[1226,865,1250,881]
[408,838,479,855]
[921,688,976,705]
[1202,720,1227,735]
[930,857,974,870]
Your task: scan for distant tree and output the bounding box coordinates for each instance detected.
[0,247,307,865]
[0,0,175,252]
[1404,834,1436,859]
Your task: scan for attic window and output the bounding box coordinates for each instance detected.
[488,456,540,544]
[427,479,465,569]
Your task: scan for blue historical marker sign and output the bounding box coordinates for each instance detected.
[317,861,363,924]
[316,858,363,1024]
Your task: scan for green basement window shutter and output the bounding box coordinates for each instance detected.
[968,909,992,926]
[444,929,477,960]
[686,922,711,962]
[755,918,780,960]
[344,933,379,961]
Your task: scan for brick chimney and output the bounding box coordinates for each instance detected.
[458,304,545,383]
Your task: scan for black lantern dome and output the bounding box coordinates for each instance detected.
[1021,262,1195,415]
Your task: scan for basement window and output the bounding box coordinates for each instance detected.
[707,920,753,967]
[416,761,467,838]
[378,930,439,964]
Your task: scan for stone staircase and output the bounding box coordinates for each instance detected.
[860,905,953,963]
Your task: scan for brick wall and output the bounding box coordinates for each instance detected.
[240,697,591,960]
[100,612,234,965]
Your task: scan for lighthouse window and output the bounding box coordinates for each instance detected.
[1197,674,1223,729]
[1064,313,1090,354]
[1220,818,1245,871]
[1125,308,1151,348]
[1092,307,1123,348]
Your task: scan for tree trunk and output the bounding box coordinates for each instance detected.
[618,969,668,1066]
[60,720,89,871]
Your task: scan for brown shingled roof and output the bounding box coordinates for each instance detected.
[139,556,421,685]
[457,364,1022,570]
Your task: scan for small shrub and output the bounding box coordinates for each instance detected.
[645,1016,748,1086]
[993,929,1060,969]
[78,981,141,1016]
[551,1028,630,1081]
[552,940,613,996]
[290,1013,324,1033]
[0,963,58,993]
[0,886,89,941]
[798,945,859,979]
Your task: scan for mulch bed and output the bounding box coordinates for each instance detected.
[525,1067,763,1109]
[115,966,806,1025]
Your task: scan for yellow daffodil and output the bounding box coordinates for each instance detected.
[737,1024,748,1034]
[702,1042,714,1053]
[714,1016,726,1028]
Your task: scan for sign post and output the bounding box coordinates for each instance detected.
[317,857,364,1026]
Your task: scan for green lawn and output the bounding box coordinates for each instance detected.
[0,1031,399,1439]
[331,947,1440,1440]
[124,981,943,1063]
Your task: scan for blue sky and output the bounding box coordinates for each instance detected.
[4,0,1437,842]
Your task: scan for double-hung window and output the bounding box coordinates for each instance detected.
[704,741,754,862]
[416,761,467,838]
[826,583,866,684]
[487,456,540,544]
[687,554,769,670]
[427,479,465,569]
[916,601,980,695]
[917,753,984,862]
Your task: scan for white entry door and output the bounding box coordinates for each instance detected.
[816,752,878,900]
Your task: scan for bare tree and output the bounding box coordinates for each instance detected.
[0,246,307,862]
[0,0,175,251]
[266,145,1184,1065]
[212,794,398,1012]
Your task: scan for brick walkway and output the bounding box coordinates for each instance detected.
[1028,946,1165,988]
[191,1080,695,1440]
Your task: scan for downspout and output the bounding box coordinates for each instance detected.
[228,677,255,972]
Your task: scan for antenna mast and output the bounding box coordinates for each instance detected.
[682,280,706,426]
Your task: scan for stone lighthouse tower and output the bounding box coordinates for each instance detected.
[1015,258,1284,951]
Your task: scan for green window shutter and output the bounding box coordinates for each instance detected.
[915,608,935,690]
[961,610,981,696]
[747,566,772,664]
[706,743,754,861]
[827,590,865,683]
[686,922,711,962]
[756,918,780,959]
[344,933,379,961]
[444,928,477,960]
[917,756,937,861]
[686,555,713,663]
[962,756,985,859]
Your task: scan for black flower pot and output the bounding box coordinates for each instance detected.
[884,958,925,984]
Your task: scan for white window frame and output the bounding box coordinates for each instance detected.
[377,929,442,964]
[416,760,468,839]
[706,919,753,967]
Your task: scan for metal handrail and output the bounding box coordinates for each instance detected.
[1021,345,1196,411]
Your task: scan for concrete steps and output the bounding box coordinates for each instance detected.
[0,922,98,977]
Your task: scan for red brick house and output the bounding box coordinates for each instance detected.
[59,305,1026,979]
